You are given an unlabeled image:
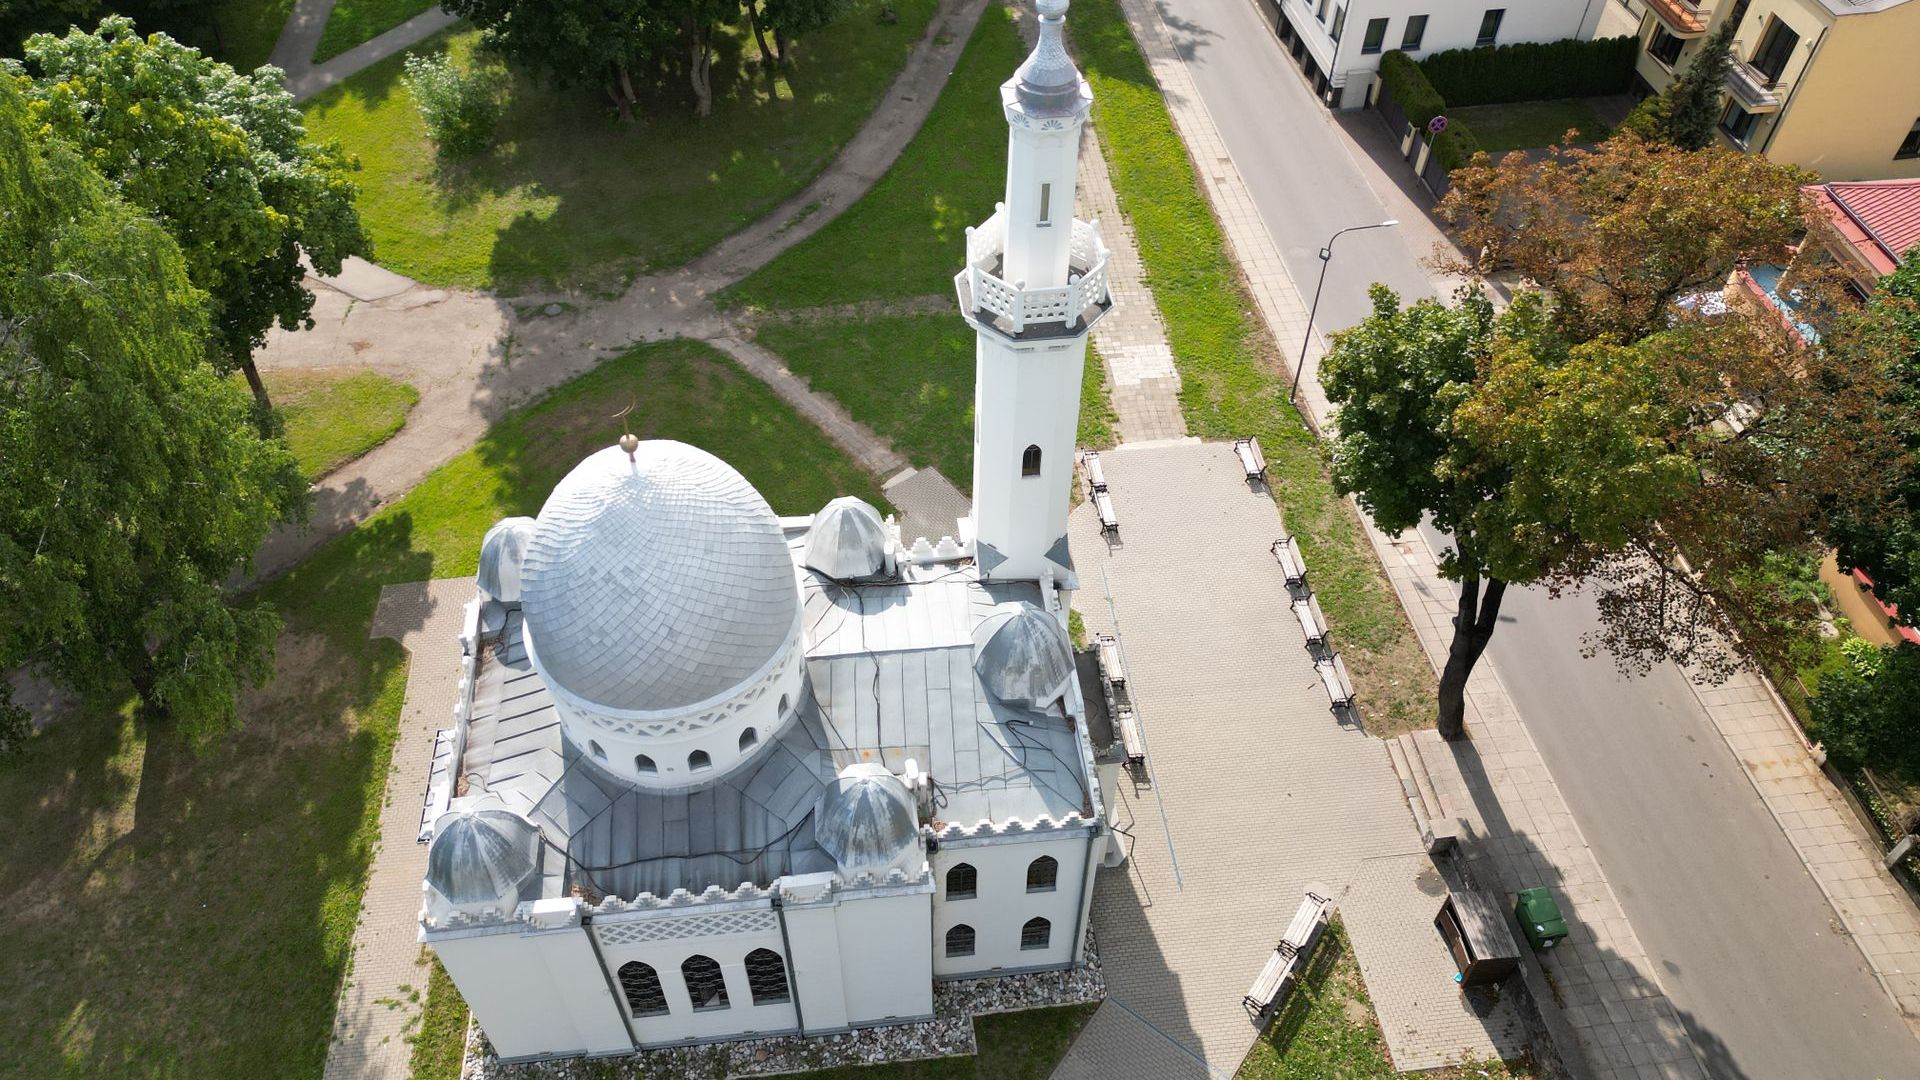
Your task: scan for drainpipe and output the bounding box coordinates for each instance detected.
[773,897,809,1035]
[1759,26,1825,157]
[581,913,642,1051]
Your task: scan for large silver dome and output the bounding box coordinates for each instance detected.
[519,441,801,714]
[973,602,1074,710]
[426,808,541,906]
[814,763,921,877]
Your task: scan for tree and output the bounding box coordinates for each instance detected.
[1810,643,1920,776]
[12,16,368,416]
[1323,288,1699,737]
[1619,20,1735,150]
[1828,249,1920,626]
[0,75,304,742]
[403,51,507,157]
[759,0,851,63]
[1437,136,1808,343]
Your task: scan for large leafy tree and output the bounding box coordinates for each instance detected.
[11,16,367,415]
[1437,136,1808,343]
[1619,20,1736,151]
[0,74,304,742]
[1829,249,1920,626]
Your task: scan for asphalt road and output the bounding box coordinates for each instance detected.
[1148,0,1920,1074]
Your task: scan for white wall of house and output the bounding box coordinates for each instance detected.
[1266,0,1610,107]
[930,831,1093,977]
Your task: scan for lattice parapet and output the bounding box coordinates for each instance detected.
[593,908,779,946]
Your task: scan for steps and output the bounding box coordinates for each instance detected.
[1389,732,1461,854]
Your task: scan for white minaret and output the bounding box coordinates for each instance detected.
[956,0,1111,583]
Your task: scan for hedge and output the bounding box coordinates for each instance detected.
[1378,49,1444,127]
[1417,36,1639,107]
[1431,122,1482,171]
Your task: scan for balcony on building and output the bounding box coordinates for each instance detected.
[1647,0,1709,36]
[955,203,1114,342]
[1724,56,1786,112]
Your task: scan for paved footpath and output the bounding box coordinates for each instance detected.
[1112,0,1920,1076]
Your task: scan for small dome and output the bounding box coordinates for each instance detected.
[973,602,1074,710]
[477,517,536,603]
[814,763,920,877]
[804,497,890,581]
[1012,0,1085,116]
[519,441,801,713]
[426,809,541,907]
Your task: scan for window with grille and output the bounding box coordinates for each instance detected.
[1399,14,1426,50]
[1026,855,1058,893]
[682,954,729,1010]
[744,948,790,1005]
[947,863,977,900]
[946,924,976,957]
[1022,445,1042,477]
[618,961,669,1017]
[1021,917,1052,951]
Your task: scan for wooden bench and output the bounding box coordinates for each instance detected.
[1114,706,1146,766]
[1292,594,1329,654]
[1081,448,1108,492]
[1317,652,1356,712]
[1243,887,1335,1015]
[1094,633,1127,689]
[1233,436,1268,483]
[1270,534,1308,591]
[1092,488,1119,533]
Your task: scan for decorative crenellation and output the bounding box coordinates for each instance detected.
[593,909,777,946]
[905,535,972,564]
[927,812,1095,843]
[589,881,776,915]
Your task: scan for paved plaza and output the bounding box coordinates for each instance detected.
[1057,439,1525,1076]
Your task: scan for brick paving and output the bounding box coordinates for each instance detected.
[325,580,473,1080]
[1057,441,1518,1077]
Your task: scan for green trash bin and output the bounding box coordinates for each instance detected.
[1514,887,1569,951]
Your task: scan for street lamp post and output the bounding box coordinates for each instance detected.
[1289,219,1399,403]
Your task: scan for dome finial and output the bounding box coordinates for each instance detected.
[614,399,639,460]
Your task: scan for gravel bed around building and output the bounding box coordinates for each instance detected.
[463,933,1106,1079]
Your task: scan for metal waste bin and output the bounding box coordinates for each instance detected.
[1514,887,1569,951]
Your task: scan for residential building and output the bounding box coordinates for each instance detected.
[1258,0,1607,107]
[1625,0,1920,180]
[416,0,1123,1062]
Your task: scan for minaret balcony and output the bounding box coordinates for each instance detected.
[955,204,1114,340]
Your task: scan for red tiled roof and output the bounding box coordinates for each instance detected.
[1646,0,1707,33]
[1806,180,1920,277]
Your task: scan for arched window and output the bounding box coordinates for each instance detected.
[1021,444,1043,477]
[1026,855,1058,893]
[744,948,790,1005]
[739,727,758,752]
[689,749,713,772]
[778,693,791,716]
[635,754,657,775]
[588,740,607,762]
[682,954,729,1010]
[946,924,976,958]
[946,862,977,900]
[1021,917,1052,951]
[618,960,668,1017]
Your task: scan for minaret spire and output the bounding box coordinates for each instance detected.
[954,0,1112,584]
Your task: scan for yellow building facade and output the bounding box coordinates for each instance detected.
[1627,0,1920,180]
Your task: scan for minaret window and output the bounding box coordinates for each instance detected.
[689,749,713,772]
[1022,445,1043,477]
[635,754,657,775]
[739,727,758,752]
[1038,183,1052,227]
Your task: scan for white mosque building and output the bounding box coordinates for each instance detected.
[417,0,1123,1061]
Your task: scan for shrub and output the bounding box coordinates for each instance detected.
[1811,643,1920,776]
[402,52,506,158]
[1378,49,1445,128]
[1431,121,1481,171]
[1418,36,1638,108]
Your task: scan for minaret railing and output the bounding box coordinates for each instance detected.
[961,212,1110,334]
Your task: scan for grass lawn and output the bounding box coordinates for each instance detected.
[720,5,1021,310]
[1238,923,1532,1080]
[1449,99,1611,153]
[0,339,881,1079]
[300,0,936,293]
[1070,0,1437,736]
[409,953,469,1080]
[264,367,420,481]
[315,0,438,62]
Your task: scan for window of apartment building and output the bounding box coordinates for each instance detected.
[1476,8,1504,46]
[1724,0,1751,35]
[1400,14,1427,50]
[1897,118,1920,160]
[1361,17,1388,53]
[1331,4,1347,42]
[1749,16,1799,87]
[1721,101,1759,146]
[1648,27,1685,69]
[1316,0,1328,22]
